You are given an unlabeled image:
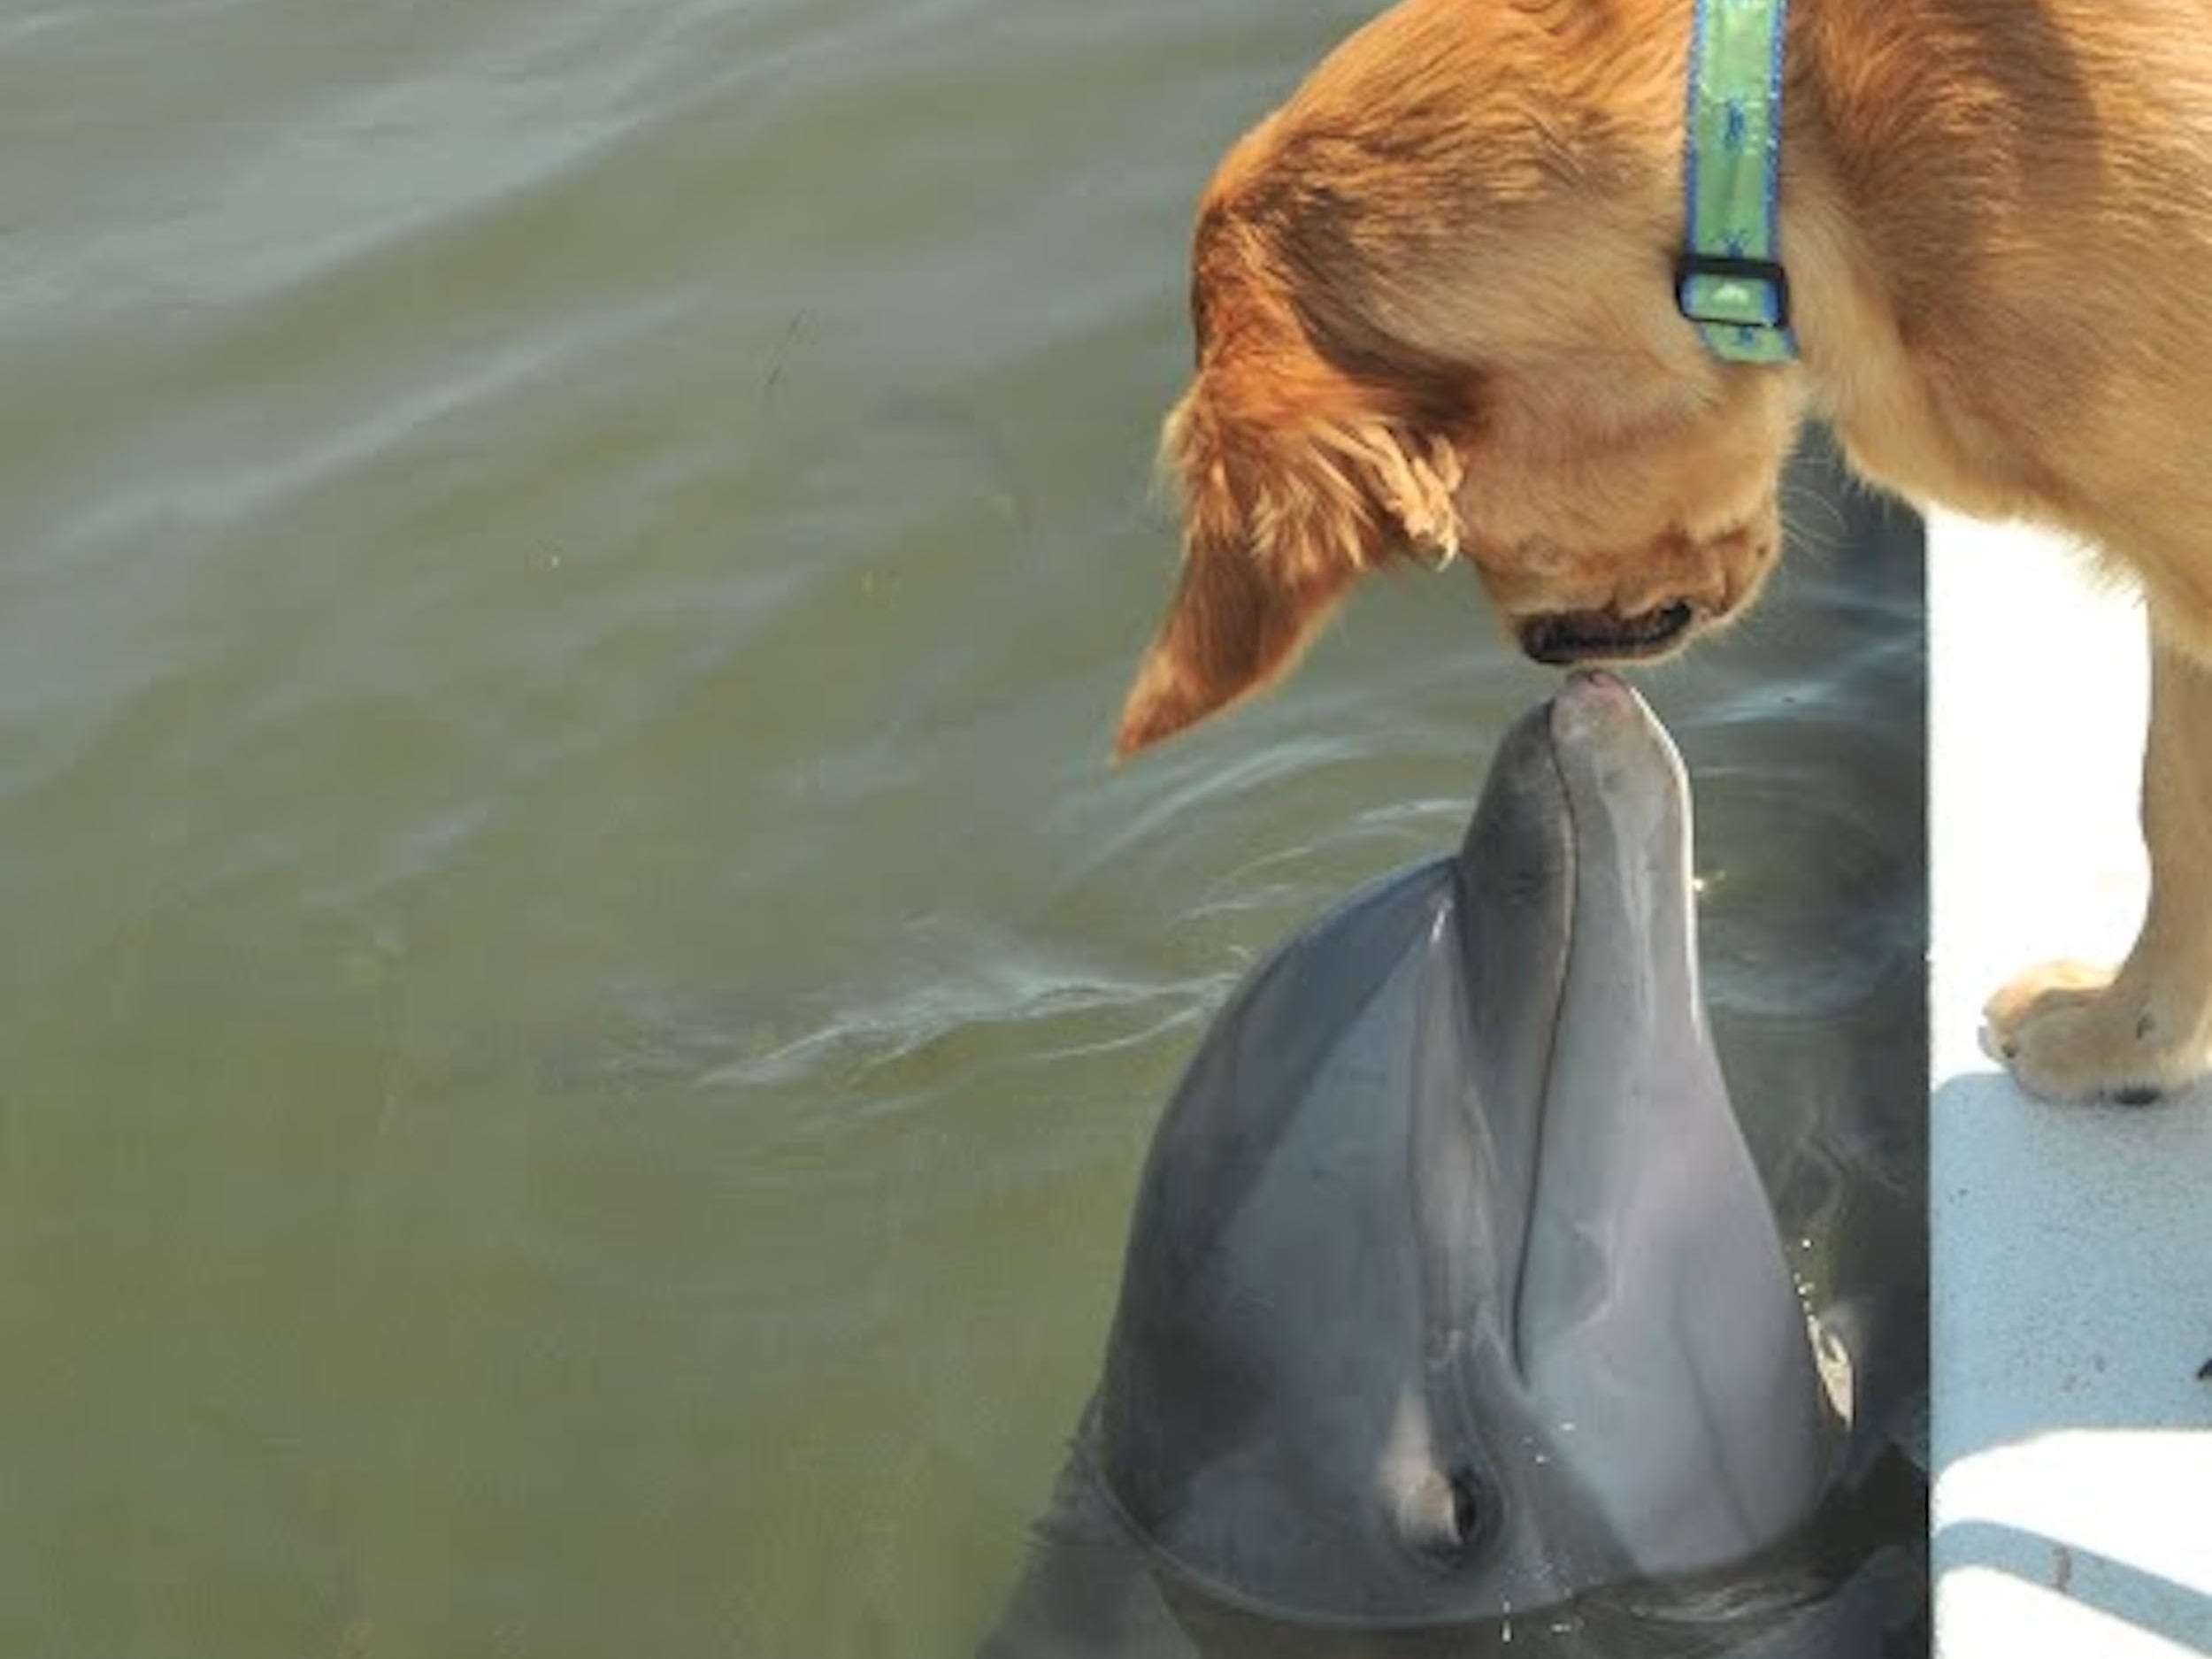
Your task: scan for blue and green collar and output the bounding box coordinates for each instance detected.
[1678,0,1795,363]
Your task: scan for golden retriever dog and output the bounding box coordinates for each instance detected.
[1114,0,2212,1105]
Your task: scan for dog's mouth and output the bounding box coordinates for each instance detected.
[1517,603,1697,667]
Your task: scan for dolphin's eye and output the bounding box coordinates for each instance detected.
[1399,1464,1497,1567]
[1448,1468,1486,1544]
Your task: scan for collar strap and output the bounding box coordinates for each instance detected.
[1679,0,1795,363]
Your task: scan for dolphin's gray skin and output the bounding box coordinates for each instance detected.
[982,673,1922,1657]
[1095,672,1831,1623]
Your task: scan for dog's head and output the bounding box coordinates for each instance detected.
[1116,0,1806,757]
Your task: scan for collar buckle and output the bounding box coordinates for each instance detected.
[1675,252,1791,333]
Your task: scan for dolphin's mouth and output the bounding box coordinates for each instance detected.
[1517,603,1695,666]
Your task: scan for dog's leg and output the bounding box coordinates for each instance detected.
[1983,625,2212,1104]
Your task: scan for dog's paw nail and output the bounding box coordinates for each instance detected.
[2112,1086,2163,1107]
[2198,1356,2212,1383]
[2001,1041,2020,1061]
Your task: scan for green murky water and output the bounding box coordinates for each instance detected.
[0,1,1924,1653]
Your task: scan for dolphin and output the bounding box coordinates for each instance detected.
[982,672,1923,1656]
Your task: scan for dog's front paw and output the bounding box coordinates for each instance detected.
[1981,960,2206,1105]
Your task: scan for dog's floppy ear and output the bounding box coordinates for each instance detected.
[1114,503,1356,760]
[1115,379,1461,758]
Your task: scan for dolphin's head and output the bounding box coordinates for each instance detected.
[1095,673,1833,1627]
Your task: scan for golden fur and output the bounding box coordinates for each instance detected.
[1118,0,2212,1102]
